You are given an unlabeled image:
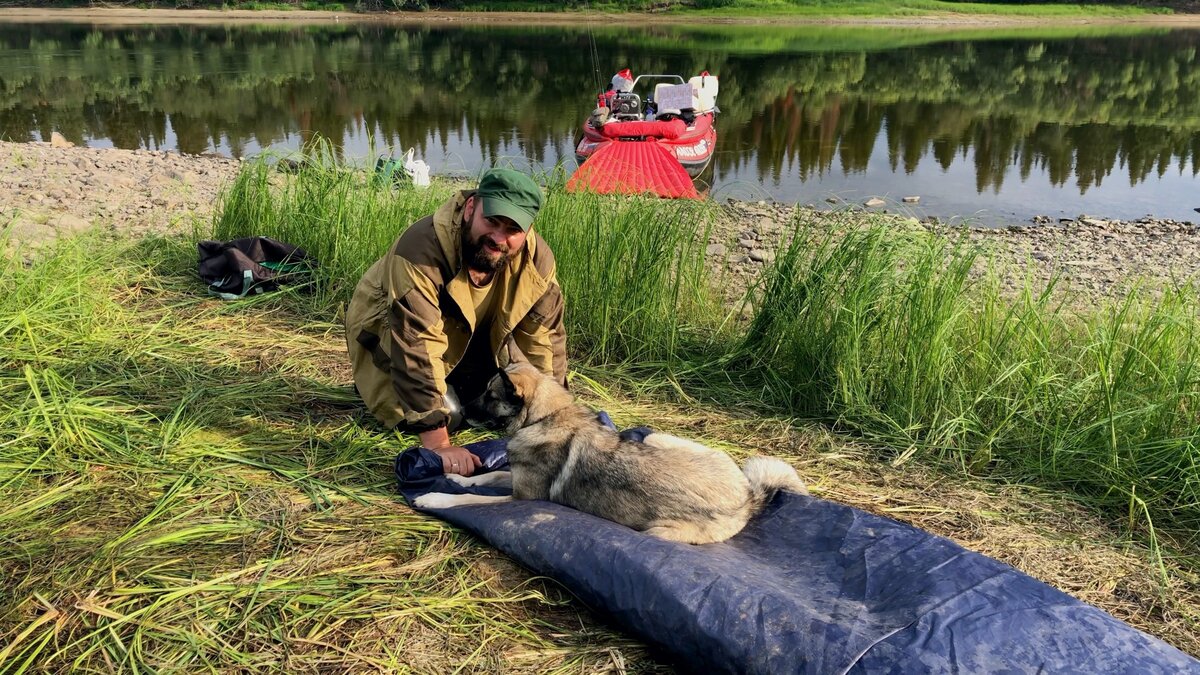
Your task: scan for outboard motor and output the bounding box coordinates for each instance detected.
[612,91,642,120]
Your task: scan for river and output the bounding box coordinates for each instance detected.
[2,20,1198,223]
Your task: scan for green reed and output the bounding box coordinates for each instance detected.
[536,190,723,368]
[741,219,1200,538]
[211,152,724,367]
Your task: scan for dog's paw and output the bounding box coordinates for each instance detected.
[445,471,512,488]
[413,492,466,509]
[445,473,472,487]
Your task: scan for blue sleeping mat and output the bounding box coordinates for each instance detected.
[396,435,1200,674]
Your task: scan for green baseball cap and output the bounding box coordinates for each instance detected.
[476,168,544,231]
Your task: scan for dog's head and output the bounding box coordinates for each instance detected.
[465,362,568,432]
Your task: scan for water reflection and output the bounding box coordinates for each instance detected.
[1,22,1197,221]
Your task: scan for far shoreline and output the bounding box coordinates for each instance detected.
[3,7,1200,28]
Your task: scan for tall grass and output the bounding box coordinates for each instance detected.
[536,190,723,369]
[210,157,1200,545]
[744,225,1200,537]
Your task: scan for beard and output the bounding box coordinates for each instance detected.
[462,230,512,273]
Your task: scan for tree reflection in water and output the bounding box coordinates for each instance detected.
[1,22,1196,212]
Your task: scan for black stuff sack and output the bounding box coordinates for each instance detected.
[198,237,314,300]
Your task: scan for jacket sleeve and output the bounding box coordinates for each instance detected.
[386,256,453,431]
[514,273,569,387]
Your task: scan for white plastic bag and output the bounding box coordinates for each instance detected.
[612,67,634,93]
[402,148,431,188]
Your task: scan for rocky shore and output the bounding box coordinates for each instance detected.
[711,199,1200,301]
[5,140,1199,300]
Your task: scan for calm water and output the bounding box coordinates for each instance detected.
[2,21,1199,223]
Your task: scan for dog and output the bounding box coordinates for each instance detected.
[413,363,808,544]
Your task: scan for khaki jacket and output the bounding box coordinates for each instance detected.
[345,191,567,431]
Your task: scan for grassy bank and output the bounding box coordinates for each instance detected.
[3,158,1200,668]
[214,158,1200,552]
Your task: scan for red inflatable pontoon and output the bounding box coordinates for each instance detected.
[567,140,698,199]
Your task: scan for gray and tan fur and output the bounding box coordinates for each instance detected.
[414,363,807,544]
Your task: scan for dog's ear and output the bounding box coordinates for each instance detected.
[503,364,540,402]
[495,369,518,398]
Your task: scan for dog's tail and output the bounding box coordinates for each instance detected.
[743,457,808,509]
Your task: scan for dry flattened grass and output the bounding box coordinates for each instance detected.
[0,236,667,673]
[4,232,1197,673]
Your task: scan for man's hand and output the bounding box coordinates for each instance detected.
[432,445,482,476]
[419,427,481,476]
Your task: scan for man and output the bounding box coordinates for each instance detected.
[346,168,568,475]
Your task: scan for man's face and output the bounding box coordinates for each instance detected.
[462,195,529,273]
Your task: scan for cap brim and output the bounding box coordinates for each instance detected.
[483,198,535,231]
